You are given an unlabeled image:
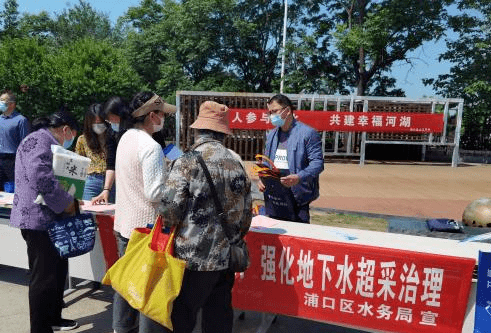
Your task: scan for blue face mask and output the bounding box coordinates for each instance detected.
[63,136,74,149]
[270,114,285,127]
[0,102,8,113]
[111,123,120,132]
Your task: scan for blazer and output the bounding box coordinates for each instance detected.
[264,119,324,206]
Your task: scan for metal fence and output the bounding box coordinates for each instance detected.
[175,91,464,166]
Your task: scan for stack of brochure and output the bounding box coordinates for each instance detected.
[252,154,280,179]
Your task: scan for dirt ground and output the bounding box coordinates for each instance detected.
[247,161,491,222]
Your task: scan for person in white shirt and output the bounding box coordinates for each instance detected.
[112,91,176,333]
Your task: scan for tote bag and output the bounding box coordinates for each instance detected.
[47,200,96,258]
[128,215,175,255]
[102,216,186,330]
[262,176,299,222]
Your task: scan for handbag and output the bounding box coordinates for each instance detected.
[47,200,97,258]
[102,216,186,330]
[261,176,299,222]
[426,218,464,233]
[196,153,250,273]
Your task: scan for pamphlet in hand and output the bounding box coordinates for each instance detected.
[81,200,115,214]
[252,154,281,179]
[253,154,298,222]
[51,145,91,200]
[163,144,183,161]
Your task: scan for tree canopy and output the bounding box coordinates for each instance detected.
[423,0,491,150]
[1,0,491,151]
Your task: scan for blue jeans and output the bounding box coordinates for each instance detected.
[113,233,167,333]
[82,174,115,203]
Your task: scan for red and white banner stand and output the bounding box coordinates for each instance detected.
[229,108,444,133]
[232,231,475,333]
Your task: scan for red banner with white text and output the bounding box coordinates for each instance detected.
[229,108,445,133]
[232,232,474,333]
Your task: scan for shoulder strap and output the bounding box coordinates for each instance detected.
[195,153,233,241]
[195,153,223,216]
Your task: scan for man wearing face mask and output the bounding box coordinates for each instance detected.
[257,94,324,223]
[0,91,30,191]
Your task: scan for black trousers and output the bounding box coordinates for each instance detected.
[170,269,235,333]
[21,229,68,333]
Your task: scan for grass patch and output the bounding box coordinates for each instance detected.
[310,210,388,232]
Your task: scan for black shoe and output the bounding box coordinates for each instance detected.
[52,319,79,331]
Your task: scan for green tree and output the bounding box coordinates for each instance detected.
[121,0,317,94]
[424,0,491,150]
[18,11,55,39]
[223,0,300,92]
[281,33,347,94]
[300,0,452,96]
[43,38,145,118]
[51,0,113,45]
[121,0,238,95]
[0,37,144,121]
[0,0,20,39]
[0,37,49,117]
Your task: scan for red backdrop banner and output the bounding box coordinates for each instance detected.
[229,108,445,133]
[232,232,475,333]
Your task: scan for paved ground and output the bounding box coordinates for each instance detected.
[0,266,368,333]
[310,161,491,221]
[2,161,490,333]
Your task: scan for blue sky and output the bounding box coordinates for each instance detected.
[391,38,453,99]
[17,0,140,23]
[16,0,454,99]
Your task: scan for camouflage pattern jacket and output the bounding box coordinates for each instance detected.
[159,138,252,271]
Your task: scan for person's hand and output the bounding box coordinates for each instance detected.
[64,200,76,215]
[257,178,265,192]
[280,174,300,188]
[91,190,109,205]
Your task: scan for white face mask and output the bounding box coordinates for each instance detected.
[110,123,120,132]
[0,101,7,113]
[92,123,107,135]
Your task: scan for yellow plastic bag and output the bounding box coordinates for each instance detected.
[102,219,186,330]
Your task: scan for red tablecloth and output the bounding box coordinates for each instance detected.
[94,214,475,333]
[232,231,475,333]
